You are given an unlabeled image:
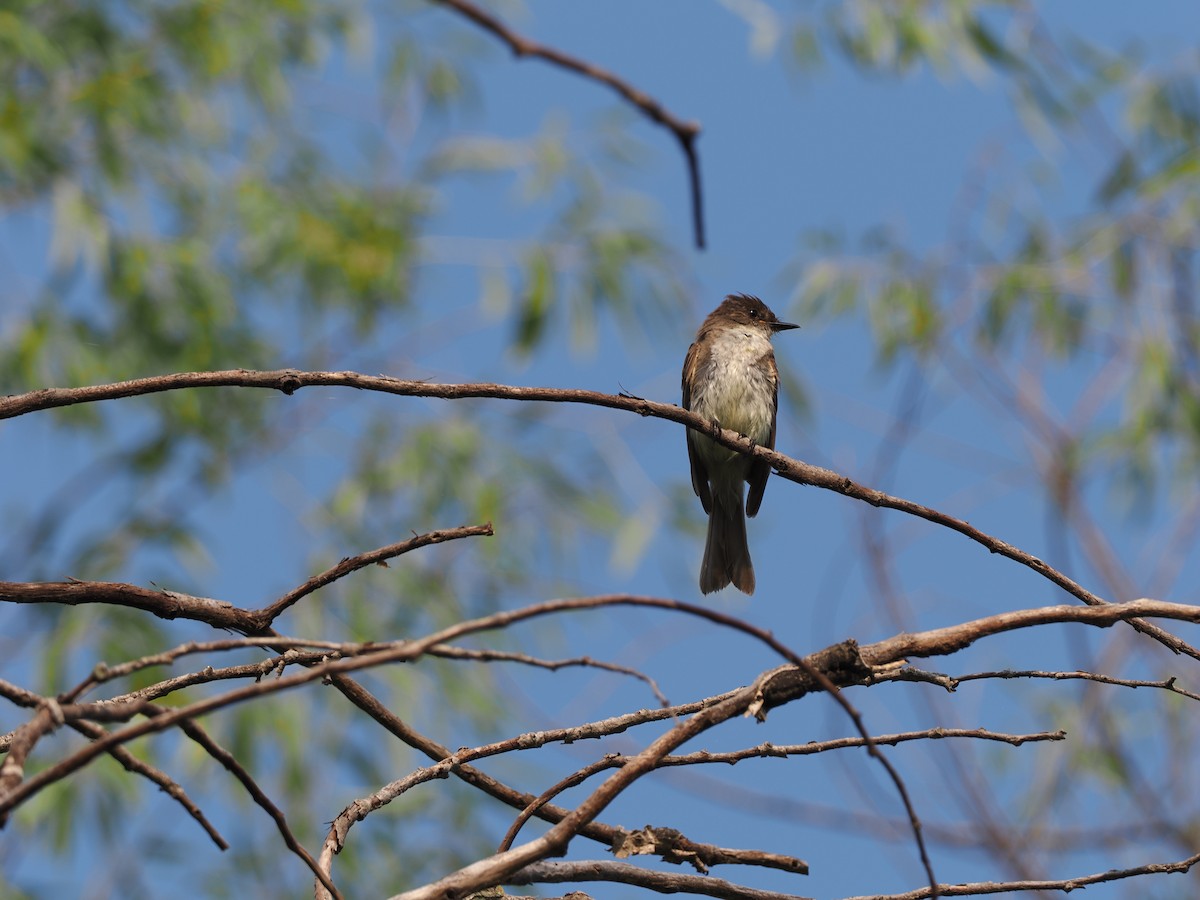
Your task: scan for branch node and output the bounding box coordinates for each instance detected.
[277,370,303,395]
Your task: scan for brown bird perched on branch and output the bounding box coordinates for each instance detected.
[682,294,797,594]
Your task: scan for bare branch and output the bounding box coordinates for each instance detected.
[506,860,812,900]
[390,684,763,900]
[0,681,227,848]
[145,710,344,900]
[8,369,1189,660]
[10,591,1197,896]
[497,758,612,854]
[0,579,247,630]
[858,599,1200,667]
[321,671,774,892]
[498,727,1061,854]
[55,640,668,725]
[846,848,1200,899]
[1,595,811,821]
[68,719,228,851]
[951,668,1200,702]
[0,524,495,636]
[424,644,669,707]
[0,698,62,802]
[427,0,706,247]
[257,524,494,626]
[58,637,351,704]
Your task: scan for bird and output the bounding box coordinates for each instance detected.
[682,293,797,594]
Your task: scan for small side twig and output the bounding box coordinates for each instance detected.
[255,524,494,627]
[425,644,669,707]
[138,708,342,900]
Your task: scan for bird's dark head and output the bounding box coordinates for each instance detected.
[707,293,799,334]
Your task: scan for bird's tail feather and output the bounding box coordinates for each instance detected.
[700,493,755,595]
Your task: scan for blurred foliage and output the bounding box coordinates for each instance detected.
[781,0,1200,504]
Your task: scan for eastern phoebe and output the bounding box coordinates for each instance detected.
[682,293,798,594]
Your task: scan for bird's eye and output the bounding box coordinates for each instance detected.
[748,308,758,318]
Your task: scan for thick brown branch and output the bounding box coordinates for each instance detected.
[861,599,1200,665]
[0,580,247,630]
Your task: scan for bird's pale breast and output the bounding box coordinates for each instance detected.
[689,327,776,446]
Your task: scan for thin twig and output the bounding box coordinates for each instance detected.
[257,524,494,626]
[428,0,705,247]
[0,682,228,848]
[951,668,1200,702]
[506,860,812,900]
[499,727,1063,853]
[845,848,1200,899]
[68,719,228,850]
[58,637,349,704]
[425,644,669,707]
[141,709,342,900]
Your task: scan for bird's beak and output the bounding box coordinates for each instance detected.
[772,320,800,333]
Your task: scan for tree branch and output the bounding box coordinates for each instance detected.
[256,523,494,627]
[428,0,706,247]
[68,719,229,851]
[505,860,812,900]
[6,369,1189,660]
[0,523,495,636]
[846,848,1200,899]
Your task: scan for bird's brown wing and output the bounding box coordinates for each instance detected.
[682,338,712,514]
[745,350,778,518]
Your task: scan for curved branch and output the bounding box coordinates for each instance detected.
[505,860,809,900]
[0,370,1149,629]
[860,599,1200,664]
[428,0,705,247]
[0,524,495,635]
[257,523,494,626]
[7,593,1197,895]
